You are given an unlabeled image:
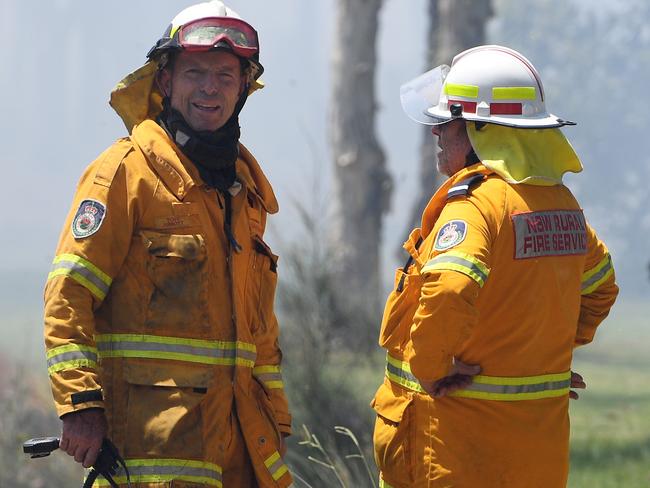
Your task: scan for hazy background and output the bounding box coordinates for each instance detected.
[1,1,649,486]
[2,0,648,359]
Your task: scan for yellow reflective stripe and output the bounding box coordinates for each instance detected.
[444,83,479,98]
[92,458,222,487]
[53,254,111,284]
[253,365,281,374]
[49,254,112,300]
[264,451,289,481]
[386,354,570,401]
[95,334,256,368]
[581,254,614,295]
[492,86,536,100]
[421,251,489,287]
[449,371,571,400]
[469,371,570,385]
[450,387,569,401]
[46,344,98,374]
[385,354,425,393]
[379,477,394,488]
[253,365,284,389]
[169,24,182,40]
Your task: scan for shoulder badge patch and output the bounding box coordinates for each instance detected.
[72,199,106,239]
[434,220,467,251]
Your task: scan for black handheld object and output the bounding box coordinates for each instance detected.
[22,437,60,458]
[23,437,131,488]
[83,438,131,488]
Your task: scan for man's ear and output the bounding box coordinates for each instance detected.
[238,76,247,97]
[156,68,171,98]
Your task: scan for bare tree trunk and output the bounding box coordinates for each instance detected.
[330,0,390,319]
[402,0,493,242]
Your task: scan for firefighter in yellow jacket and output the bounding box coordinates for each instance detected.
[372,45,618,487]
[43,2,292,486]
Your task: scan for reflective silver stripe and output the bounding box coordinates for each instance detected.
[92,459,222,487]
[448,183,469,194]
[46,344,98,374]
[253,365,284,388]
[460,379,570,395]
[385,353,570,401]
[385,357,424,393]
[421,252,489,287]
[95,334,257,367]
[47,350,98,369]
[98,341,240,359]
[581,254,613,295]
[264,451,289,481]
[256,372,283,382]
[48,254,112,300]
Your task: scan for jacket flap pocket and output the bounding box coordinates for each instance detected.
[371,382,413,423]
[252,236,278,272]
[124,361,213,388]
[141,231,205,260]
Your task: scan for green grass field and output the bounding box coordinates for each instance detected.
[568,300,650,487]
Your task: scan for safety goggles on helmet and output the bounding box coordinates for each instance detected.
[174,16,259,59]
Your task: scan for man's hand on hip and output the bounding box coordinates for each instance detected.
[60,408,108,468]
[569,370,587,400]
[419,358,482,398]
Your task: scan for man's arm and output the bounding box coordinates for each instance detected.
[408,196,493,388]
[253,305,292,438]
[574,224,619,348]
[249,240,292,439]
[45,143,134,465]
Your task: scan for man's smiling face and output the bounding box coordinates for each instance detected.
[160,50,245,132]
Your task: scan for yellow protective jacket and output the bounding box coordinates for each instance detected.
[44,119,292,487]
[373,163,618,488]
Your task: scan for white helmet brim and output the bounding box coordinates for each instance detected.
[426,106,574,128]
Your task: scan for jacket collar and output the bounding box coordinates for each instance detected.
[236,144,278,214]
[420,163,494,238]
[130,119,278,213]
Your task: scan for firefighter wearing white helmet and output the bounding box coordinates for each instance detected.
[372,45,618,487]
[44,1,293,486]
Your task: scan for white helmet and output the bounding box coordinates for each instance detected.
[401,45,573,129]
[147,0,263,79]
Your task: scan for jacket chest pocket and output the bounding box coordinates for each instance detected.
[246,235,279,333]
[141,231,209,332]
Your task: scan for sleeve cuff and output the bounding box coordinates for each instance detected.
[279,423,292,436]
[57,401,105,419]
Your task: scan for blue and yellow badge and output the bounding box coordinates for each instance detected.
[434,220,467,251]
[72,199,106,239]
